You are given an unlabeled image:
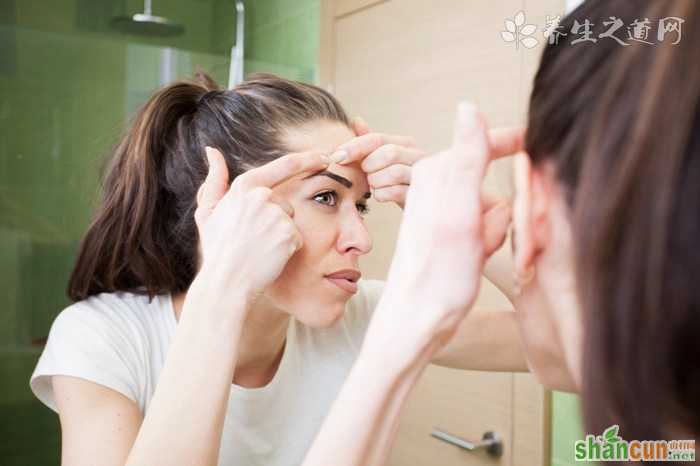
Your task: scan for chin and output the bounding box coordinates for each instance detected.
[267,277,355,328]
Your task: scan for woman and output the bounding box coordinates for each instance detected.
[516,0,700,443]
[29,73,520,466]
[303,0,699,464]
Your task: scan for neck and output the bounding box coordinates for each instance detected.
[171,291,290,388]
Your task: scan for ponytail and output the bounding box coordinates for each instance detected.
[67,73,217,301]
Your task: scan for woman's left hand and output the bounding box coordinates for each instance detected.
[330,118,426,209]
[361,102,517,366]
[335,118,516,255]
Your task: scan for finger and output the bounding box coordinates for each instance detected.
[372,184,408,206]
[361,145,426,173]
[367,164,412,189]
[195,147,230,226]
[489,126,526,160]
[269,194,295,218]
[483,202,512,256]
[292,227,304,253]
[351,116,371,136]
[273,209,303,256]
[237,151,330,190]
[330,133,417,165]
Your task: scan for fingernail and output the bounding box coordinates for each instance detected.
[330,150,347,164]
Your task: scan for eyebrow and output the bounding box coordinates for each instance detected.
[304,170,371,199]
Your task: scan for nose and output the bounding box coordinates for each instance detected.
[336,209,373,256]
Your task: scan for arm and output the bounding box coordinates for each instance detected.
[428,300,577,393]
[53,277,248,466]
[54,376,143,466]
[303,299,438,466]
[53,149,331,466]
[430,307,529,371]
[124,280,248,466]
[126,149,331,465]
[303,103,502,466]
[482,239,577,391]
[340,119,573,387]
[427,243,531,372]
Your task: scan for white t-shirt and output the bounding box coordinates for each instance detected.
[29,279,385,466]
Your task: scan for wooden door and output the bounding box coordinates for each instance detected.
[319,1,564,465]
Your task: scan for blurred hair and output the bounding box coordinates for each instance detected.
[527,0,700,443]
[68,72,350,302]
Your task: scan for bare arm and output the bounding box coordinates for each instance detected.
[302,300,437,466]
[430,307,529,371]
[52,149,330,466]
[482,241,577,391]
[123,281,247,466]
[53,278,248,466]
[428,300,577,392]
[303,103,505,466]
[53,376,143,466]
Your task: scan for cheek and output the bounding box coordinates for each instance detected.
[263,208,352,326]
[266,207,338,293]
[292,204,338,257]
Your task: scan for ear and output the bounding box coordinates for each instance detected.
[512,152,551,279]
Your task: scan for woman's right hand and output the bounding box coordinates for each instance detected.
[364,103,522,365]
[193,147,330,302]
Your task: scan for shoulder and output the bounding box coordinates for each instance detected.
[54,291,171,341]
[30,291,170,413]
[61,290,165,321]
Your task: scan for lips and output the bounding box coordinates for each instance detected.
[324,269,361,294]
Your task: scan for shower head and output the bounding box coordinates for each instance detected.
[111,0,184,37]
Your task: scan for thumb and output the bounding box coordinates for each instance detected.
[195,146,230,227]
[450,102,490,174]
[483,201,512,256]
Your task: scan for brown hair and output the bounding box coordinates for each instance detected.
[527,0,700,444]
[68,72,350,302]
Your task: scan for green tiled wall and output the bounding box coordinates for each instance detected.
[243,0,320,82]
[0,0,319,464]
[552,391,592,466]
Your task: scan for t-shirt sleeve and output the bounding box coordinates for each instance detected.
[29,302,142,413]
[344,279,385,351]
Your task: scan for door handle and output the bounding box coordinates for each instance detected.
[431,428,503,458]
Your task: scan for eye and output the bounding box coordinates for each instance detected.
[313,190,337,207]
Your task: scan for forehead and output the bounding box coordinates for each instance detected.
[279,120,369,192]
[282,120,355,154]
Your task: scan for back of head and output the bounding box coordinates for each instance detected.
[526,0,700,441]
[68,72,349,302]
